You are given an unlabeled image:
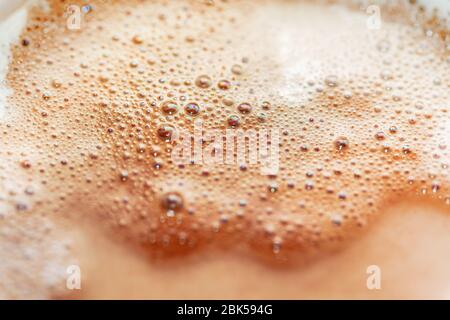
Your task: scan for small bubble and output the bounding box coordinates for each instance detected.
[389,126,398,134]
[431,181,441,193]
[223,98,234,106]
[132,35,143,44]
[237,102,252,114]
[331,214,343,226]
[227,115,240,128]
[433,78,441,86]
[98,74,109,83]
[24,186,35,195]
[157,125,176,140]
[153,158,164,170]
[16,202,28,212]
[402,145,412,154]
[338,191,347,200]
[261,101,271,110]
[272,236,282,254]
[257,112,267,123]
[305,180,314,190]
[334,136,349,151]
[268,182,278,193]
[195,75,212,88]
[300,145,309,152]
[184,102,200,116]
[21,160,31,169]
[129,60,139,68]
[137,144,146,153]
[218,80,231,90]
[343,91,353,99]
[161,101,178,115]
[119,170,129,181]
[162,192,184,212]
[51,80,62,88]
[325,75,338,87]
[375,132,385,140]
[231,64,243,75]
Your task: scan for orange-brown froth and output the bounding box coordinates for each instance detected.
[0,0,449,274]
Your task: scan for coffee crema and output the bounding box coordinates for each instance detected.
[0,0,449,297]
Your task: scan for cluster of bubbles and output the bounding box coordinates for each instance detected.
[0,0,448,261]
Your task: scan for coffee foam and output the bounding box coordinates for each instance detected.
[0,0,449,271]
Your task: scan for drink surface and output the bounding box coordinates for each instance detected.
[0,0,448,298]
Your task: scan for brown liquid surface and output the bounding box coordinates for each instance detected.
[0,0,449,298]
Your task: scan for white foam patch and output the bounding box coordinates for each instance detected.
[417,0,450,21]
[0,5,29,121]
